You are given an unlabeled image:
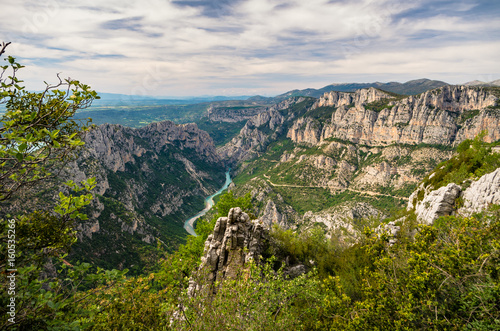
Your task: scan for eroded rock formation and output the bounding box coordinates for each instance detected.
[459,168,500,216]
[188,207,269,295]
[218,97,306,163]
[67,121,225,269]
[408,168,500,223]
[412,183,462,224]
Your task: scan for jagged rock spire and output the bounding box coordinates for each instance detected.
[188,207,269,296]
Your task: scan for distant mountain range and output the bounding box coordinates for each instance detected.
[463,79,500,87]
[90,79,450,108]
[274,78,449,100]
[89,78,500,109]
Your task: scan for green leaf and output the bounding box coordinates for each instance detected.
[15,152,23,162]
[18,142,27,152]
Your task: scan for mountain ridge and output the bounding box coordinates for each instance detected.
[274,78,449,100]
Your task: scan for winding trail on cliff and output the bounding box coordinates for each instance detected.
[263,174,408,200]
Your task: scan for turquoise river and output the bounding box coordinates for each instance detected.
[183,170,232,236]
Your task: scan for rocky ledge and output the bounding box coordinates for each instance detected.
[408,168,500,223]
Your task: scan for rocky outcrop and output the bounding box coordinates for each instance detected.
[287,86,499,146]
[409,167,500,223]
[411,183,462,224]
[189,208,269,295]
[459,168,500,216]
[315,87,390,108]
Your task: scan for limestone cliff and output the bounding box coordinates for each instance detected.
[410,183,462,224]
[315,87,390,108]
[220,85,499,241]
[288,86,499,146]
[459,168,500,216]
[83,121,219,172]
[67,121,225,272]
[218,97,309,163]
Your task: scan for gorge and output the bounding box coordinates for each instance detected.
[59,84,500,271]
[184,170,232,236]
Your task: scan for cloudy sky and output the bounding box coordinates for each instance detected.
[1,0,499,97]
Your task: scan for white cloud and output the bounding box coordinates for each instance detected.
[1,0,499,96]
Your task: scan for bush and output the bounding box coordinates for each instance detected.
[423,131,500,191]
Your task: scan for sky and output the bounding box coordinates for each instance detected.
[1,0,499,97]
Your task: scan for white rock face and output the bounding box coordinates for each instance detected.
[315,87,390,108]
[409,167,500,223]
[287,86,500,146]
[414,183,462,224]
[261,200,284,228]
[459,168,500,216]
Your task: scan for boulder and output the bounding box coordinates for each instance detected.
[414,183,461,224]
[459,168,500,216]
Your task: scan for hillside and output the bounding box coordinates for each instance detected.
[172,142,499,329]
[8,138,498,330]
[1,121,227,274]
[218,85,500,240]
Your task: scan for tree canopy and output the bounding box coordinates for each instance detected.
[0,43,104,329]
